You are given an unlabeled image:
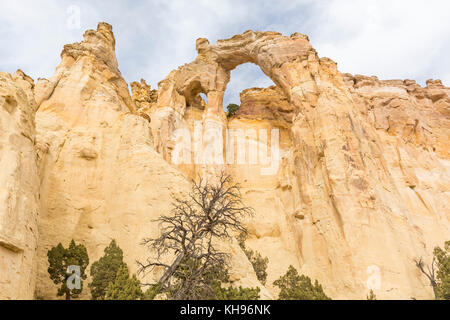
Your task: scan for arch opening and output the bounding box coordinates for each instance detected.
[223,63,276,112]
[199,93,207,104]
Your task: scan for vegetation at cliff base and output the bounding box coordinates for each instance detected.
[105,264,143,300]
[47,240,89,300]
[415,240,450,300]
[89,239,144,300]
[214,283,260,300]
[89,239,128,300]
[238,232,269,285]
[434,241,450,299]
[138,173,260,300]
[273,265,331,300]
[367,289,377,300]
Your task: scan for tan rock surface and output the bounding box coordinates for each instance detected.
[150,30,450,299]
[131,79,157,111]
[0,70,39,299]
[33,22,188,299]
[33,23,265,299]
[0,23,448,300]
[235,86,293,125]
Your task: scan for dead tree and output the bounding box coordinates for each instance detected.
[138,173,254,299]
[414,257,438,298]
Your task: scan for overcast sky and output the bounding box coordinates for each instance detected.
[1,0,449,107]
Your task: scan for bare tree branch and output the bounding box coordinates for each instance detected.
[414,257,437,298]
[138,173,254,299]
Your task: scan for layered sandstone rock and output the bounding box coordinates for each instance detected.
[130,79,157,120]
[0,71,39,299]
[33,22,188,299]
[235,86,293,125]
[33,23,266,299]
[150,30,450,299]
[0,23,448,300]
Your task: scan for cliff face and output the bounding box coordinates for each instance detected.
[32,23,192,299]
[224,78,450,299]
[149,30,450,299]
[0,71,39,299]
[0,23,448,299]
[32,23,266,299]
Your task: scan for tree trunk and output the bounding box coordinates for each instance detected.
[159,253,185,286]
[431,281,438,299]
[65,291,70,300]
[157,231,207,286]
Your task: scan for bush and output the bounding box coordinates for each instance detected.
[273,265,331,300]
[367,290,377,300]
[143,284,163,300]
[226,103,240,117]
[415,240,450,299]
[139,174,255,300]
[105,265,143,300]
[215,284,260,300]
[435,241,450,299]
[165,257,260,300]
[210,264,260,300]
[238,233,269,285]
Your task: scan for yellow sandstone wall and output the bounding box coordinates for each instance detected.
[0,23,448,299]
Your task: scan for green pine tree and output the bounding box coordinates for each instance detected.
[434,240,450,300]
[238,233,269,284]
[47,240,89,300]
[273,265,331,300]
[142,284,163,300]
[105,264,143,300]
[159,257,260,300]
[214,284,260,300]
[89,239,127,300]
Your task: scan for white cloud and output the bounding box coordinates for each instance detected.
[309,0,450,85]
[0,0,448,102]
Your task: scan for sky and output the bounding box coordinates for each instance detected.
[1,0,449,107]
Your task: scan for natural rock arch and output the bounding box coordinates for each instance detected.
[150,30,318,160]
[1,21,448,300]
[157,31,314,116]
[149,29,442,299]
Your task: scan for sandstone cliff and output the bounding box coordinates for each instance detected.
[32,23,266,299]
[0,23,448,300]
[0,70,39,299]
[148,30,450,299]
